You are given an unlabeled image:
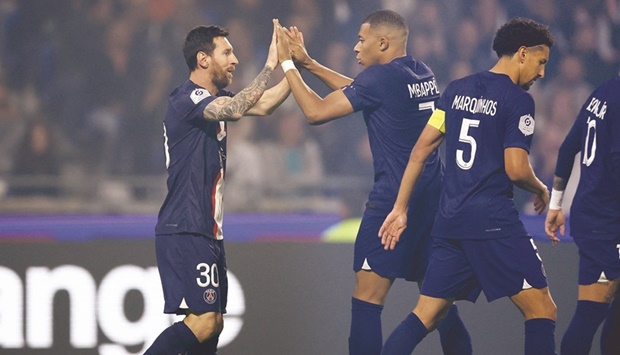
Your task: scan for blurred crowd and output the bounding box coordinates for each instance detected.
[0,0,618,216]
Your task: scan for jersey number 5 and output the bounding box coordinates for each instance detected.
[456,118,480,170]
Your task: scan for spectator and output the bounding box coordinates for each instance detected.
[225,118,266,212]
[10,119,62,196]
[260,108,325,201]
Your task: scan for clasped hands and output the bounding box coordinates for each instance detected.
[268,19,311,71]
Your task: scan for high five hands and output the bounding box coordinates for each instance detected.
[273,19,310,69]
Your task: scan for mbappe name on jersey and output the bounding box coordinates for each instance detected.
[407,79,439,99]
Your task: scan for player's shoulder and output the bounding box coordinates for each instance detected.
[602,75,620,88]
[406,56,435,76]
[481,71,533,104]
[169,81,210,109]
[442,73,478,97]
[362,56,426,76]
[357,62,387,81]
[588,76,620,122]
[168,82,236,115]
[594,76,620,99]
[388,56,435,80]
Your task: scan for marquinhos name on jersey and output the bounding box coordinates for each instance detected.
[451,95,498,116]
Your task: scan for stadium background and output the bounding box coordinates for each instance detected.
[0,0,618,354]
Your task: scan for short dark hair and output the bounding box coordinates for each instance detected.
[492,18,554,57]
[183,25,229,71]
[362,9,408,36]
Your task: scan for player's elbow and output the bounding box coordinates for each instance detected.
[506,168,529,183]
[248,107,270,117]
[228,113,243,121]
[305,111,328,125]
[263,106,277,116]
[504,150,532,183]
[307,118,324,125]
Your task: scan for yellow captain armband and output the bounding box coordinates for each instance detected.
[427,109,446,133]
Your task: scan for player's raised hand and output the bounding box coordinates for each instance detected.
[378,210,407,250]
[286,26,312,68]
[544,209,564,245]
[266,19,279,70]
[274,20,292,64]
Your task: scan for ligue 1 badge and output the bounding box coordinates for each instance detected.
[518,114,535,136]
[191,88,210,104]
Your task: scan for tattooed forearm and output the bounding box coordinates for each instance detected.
[552,176,567,190]
[203,65,274,121]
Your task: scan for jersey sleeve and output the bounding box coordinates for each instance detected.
[554,116,582,179]
[503,91,536,152]
[341,66,382,112]
[189,88,235,121]
[168,86,217,123]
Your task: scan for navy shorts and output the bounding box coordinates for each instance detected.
[421,236,548,302]
[574,237,620,285]
[155,233,228,315]
[353,206,435,282]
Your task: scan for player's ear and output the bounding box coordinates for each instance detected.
[379,36,389,51]
[518,46,527,63]
[197,51,209,69]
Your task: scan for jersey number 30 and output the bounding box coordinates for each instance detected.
[456,118,480,170]
[196,262,220,287]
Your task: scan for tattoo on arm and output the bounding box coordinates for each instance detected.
[203,65,274,121]
[552,176,568,190]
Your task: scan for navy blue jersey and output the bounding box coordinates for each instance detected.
[431,71,535,240]
[342,56,441,215]
[155,80,234,240]
[556,76,620,240]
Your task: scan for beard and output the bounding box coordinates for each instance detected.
[521,77,539,91]
[212,65,232,90]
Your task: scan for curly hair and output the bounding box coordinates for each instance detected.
[183,25,229,71]
[492,18,554,58]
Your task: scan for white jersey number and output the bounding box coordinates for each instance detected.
[456,118,480,170]
[163,123,171,169]
[582,116,597,167]
[196,262,220,287]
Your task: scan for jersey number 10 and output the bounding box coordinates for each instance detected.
[582,116,597,167]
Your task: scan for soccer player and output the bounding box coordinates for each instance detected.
[145,21,290,355]
[378,18,557,354]
[545,73,620,355]
[275,10,471,355]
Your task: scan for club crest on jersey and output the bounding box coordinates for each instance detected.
[518,114,535,136]
[190,88,210,104]
[203,288,217,304]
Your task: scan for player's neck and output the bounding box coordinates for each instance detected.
[381,50,406,65]
[489,56,520,85]
[189,72,218,96]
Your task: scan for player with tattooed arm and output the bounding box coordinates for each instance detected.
[145,20,290,355]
